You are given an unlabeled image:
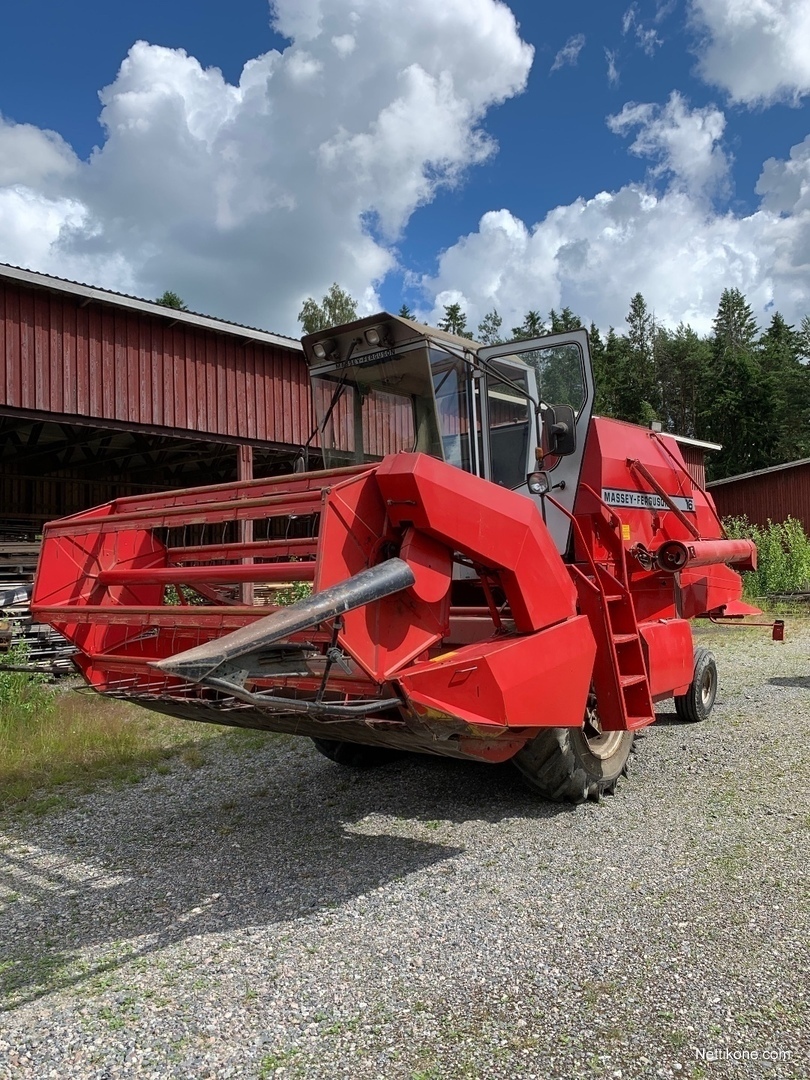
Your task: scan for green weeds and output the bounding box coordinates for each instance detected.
[0,664,228,811]
[724,515,810,598]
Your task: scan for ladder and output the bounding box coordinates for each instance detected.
[549,488,655,732]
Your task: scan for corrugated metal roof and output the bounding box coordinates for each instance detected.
[0,262,302,352]
[706,458,810,487]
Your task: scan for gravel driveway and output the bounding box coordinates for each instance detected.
[1,620,808,1079]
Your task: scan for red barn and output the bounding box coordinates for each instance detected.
[707,459,810,529]
[0,263,312,536]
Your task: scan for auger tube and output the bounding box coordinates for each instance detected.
[152,557,416,684]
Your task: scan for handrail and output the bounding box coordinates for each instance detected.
[649,431,726,537]
[626,458,701,539]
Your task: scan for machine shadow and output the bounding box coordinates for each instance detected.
[649,704,683,727]
[0,744,569,1010]
[768,675,810,690]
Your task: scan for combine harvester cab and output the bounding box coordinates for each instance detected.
[33,313,757,802]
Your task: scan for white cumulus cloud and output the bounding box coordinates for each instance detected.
[690,0,810,105]
[607,91,730,198]
[0,0,533,334]
[421,126,810,337]
[0,117,79,189]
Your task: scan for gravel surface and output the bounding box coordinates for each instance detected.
[1,620,809,1079]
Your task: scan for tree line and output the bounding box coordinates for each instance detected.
[298,284,810,481]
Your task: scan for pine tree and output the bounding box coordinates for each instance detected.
[589,323,612,416]
[548,307,582,333]
[156,290,188,311]
[511,310,546,340]
[655,323,710,438]
[758,312,810,464]
[611,293,659,425]
[796,314,810,363]
[699,288,765,478]
[602,327,628,420]
[438,302,473,339]
[477,309,504,345]
[398,304,413,319]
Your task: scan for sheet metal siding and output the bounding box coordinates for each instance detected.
[709,463,810,528]
[0,280,313,445]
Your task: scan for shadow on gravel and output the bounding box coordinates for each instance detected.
[643,705,681,727]
[768,675,810,689]
[0,745,571,1010]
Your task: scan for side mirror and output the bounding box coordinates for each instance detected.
[545,404,576,456]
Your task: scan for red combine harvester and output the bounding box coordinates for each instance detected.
[32,315,758,801]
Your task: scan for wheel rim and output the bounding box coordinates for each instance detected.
[700,665,716,708]
[583,729,626,760]
[583,701,626,760]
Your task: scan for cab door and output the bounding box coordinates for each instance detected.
[479,328,595,555]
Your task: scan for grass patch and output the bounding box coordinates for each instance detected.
[0,664,230,812]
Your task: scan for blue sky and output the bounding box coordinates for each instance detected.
[0,0,808,337]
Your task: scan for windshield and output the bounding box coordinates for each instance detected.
[311,344,443,467]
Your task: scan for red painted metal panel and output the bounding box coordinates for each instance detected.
[639,619,693,699]
[400,616,595,730]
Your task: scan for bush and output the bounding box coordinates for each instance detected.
[723,515,810,598]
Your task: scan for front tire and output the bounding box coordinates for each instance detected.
[674,646,717,723]
[513,706,634,804]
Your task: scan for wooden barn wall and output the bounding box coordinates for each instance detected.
[708,464,810,528]
[0,280,312,444]
[679,446,706,490]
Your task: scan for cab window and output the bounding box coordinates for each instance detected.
[487,367,531,488]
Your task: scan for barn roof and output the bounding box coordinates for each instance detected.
[0,262,302,352]
[706,458,810,487]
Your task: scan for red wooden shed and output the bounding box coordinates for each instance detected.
[0,263,312,535]
[707,459,810,529]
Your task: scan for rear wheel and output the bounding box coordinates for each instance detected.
[674,647,717,723]
[512,700,634,803]
[311,738,400,768]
